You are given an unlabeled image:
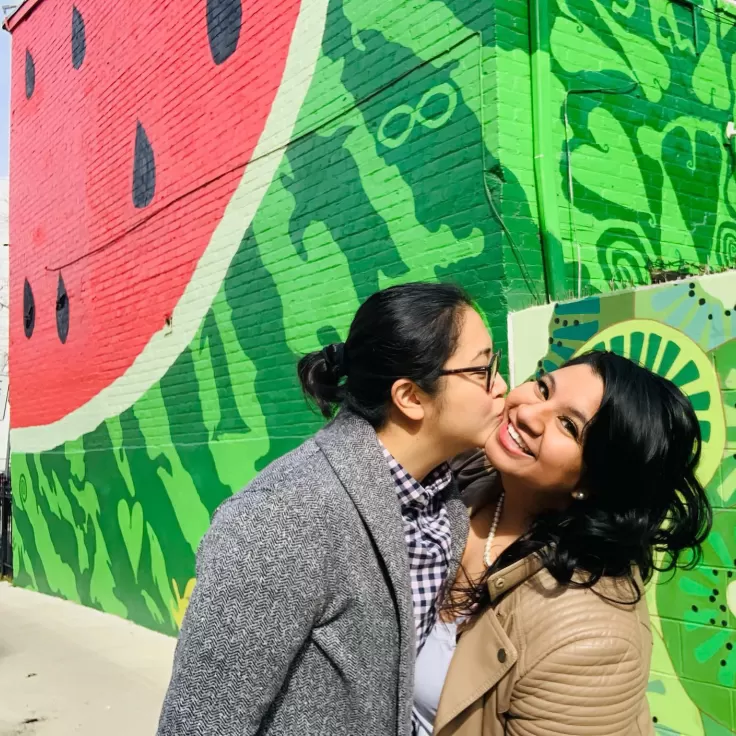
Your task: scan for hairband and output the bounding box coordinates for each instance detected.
[321,342,346,376]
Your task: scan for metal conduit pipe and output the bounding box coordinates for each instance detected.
[529,0,567,302]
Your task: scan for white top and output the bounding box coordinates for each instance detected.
[413,620,458,735]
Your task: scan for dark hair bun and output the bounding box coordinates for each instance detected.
[297,343,346,418]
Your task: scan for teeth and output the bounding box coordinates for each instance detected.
[508,423,531,454]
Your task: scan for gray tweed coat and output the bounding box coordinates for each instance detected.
[156,411,469,736]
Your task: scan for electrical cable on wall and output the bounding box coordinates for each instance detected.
[563,80,639,298]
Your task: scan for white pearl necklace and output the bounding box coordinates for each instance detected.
[483,491,505,568]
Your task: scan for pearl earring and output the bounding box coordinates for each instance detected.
[572,490,586,501]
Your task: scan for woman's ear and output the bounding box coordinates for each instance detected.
[390,378,426,422]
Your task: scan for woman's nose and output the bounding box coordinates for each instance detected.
[514,400,545,436]
[491,372,508,398]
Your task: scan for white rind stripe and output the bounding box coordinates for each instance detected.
[11,0,331,455]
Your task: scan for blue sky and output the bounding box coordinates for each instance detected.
[1,28,9,178]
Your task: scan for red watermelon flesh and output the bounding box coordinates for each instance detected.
[10,0,301,429]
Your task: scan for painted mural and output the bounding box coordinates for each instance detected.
[509,271,736,735]
[9,0,517,632]
[547,0,736,290]
[6,0,736,733]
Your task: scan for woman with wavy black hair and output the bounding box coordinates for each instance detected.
[413,351,712,736]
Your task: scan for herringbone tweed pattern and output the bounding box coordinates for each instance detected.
[156,412,470,736]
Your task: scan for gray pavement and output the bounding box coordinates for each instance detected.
[0,583,176,735]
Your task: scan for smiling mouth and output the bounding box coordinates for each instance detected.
[507,421,534,456]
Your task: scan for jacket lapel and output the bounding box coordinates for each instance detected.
[314,412,416,728]
[434,610,517,735]
[434,553,547,735]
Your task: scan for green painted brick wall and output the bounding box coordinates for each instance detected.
[494,0,736,310]
[9,0,529,632]
[6,2,736,733]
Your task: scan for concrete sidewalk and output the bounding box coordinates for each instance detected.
[0,583,176,735]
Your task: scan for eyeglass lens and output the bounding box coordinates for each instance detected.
[486,353,499,392]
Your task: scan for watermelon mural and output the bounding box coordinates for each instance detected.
[10,0,319,440]
[5,0,736,731]
[8,0,519,632]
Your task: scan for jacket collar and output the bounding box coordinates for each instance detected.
[314,411,413,645]
[485,551,546,603]
[434,552,546,734]
[313,411,469,731]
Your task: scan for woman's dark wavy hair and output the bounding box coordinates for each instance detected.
[450,350,713,612]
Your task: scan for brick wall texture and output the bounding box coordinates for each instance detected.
[6,0,736,732]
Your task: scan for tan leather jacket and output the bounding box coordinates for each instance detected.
[434,553,654,736]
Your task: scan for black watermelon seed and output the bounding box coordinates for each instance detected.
[71,7,86,69]
[56,273,70,344]
[25,50,35,99]
[132,122,156,208]
[206,0,242,65]
[23,279,35,338]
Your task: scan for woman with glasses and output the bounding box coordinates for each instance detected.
[413,351,712,736]
[157,282,506,736]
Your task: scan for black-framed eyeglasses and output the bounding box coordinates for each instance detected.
[439,349,502,393]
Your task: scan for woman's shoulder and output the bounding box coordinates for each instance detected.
[245,437,326,492]
[509,567,651,648]
[484,568,653,734]
[216,439,345,526]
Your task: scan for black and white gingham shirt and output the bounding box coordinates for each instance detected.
[380,442,453,653]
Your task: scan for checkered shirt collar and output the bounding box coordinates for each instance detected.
[380,443,453,509]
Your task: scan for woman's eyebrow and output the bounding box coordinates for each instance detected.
[547,372,590,425]
[471,347,492,360]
